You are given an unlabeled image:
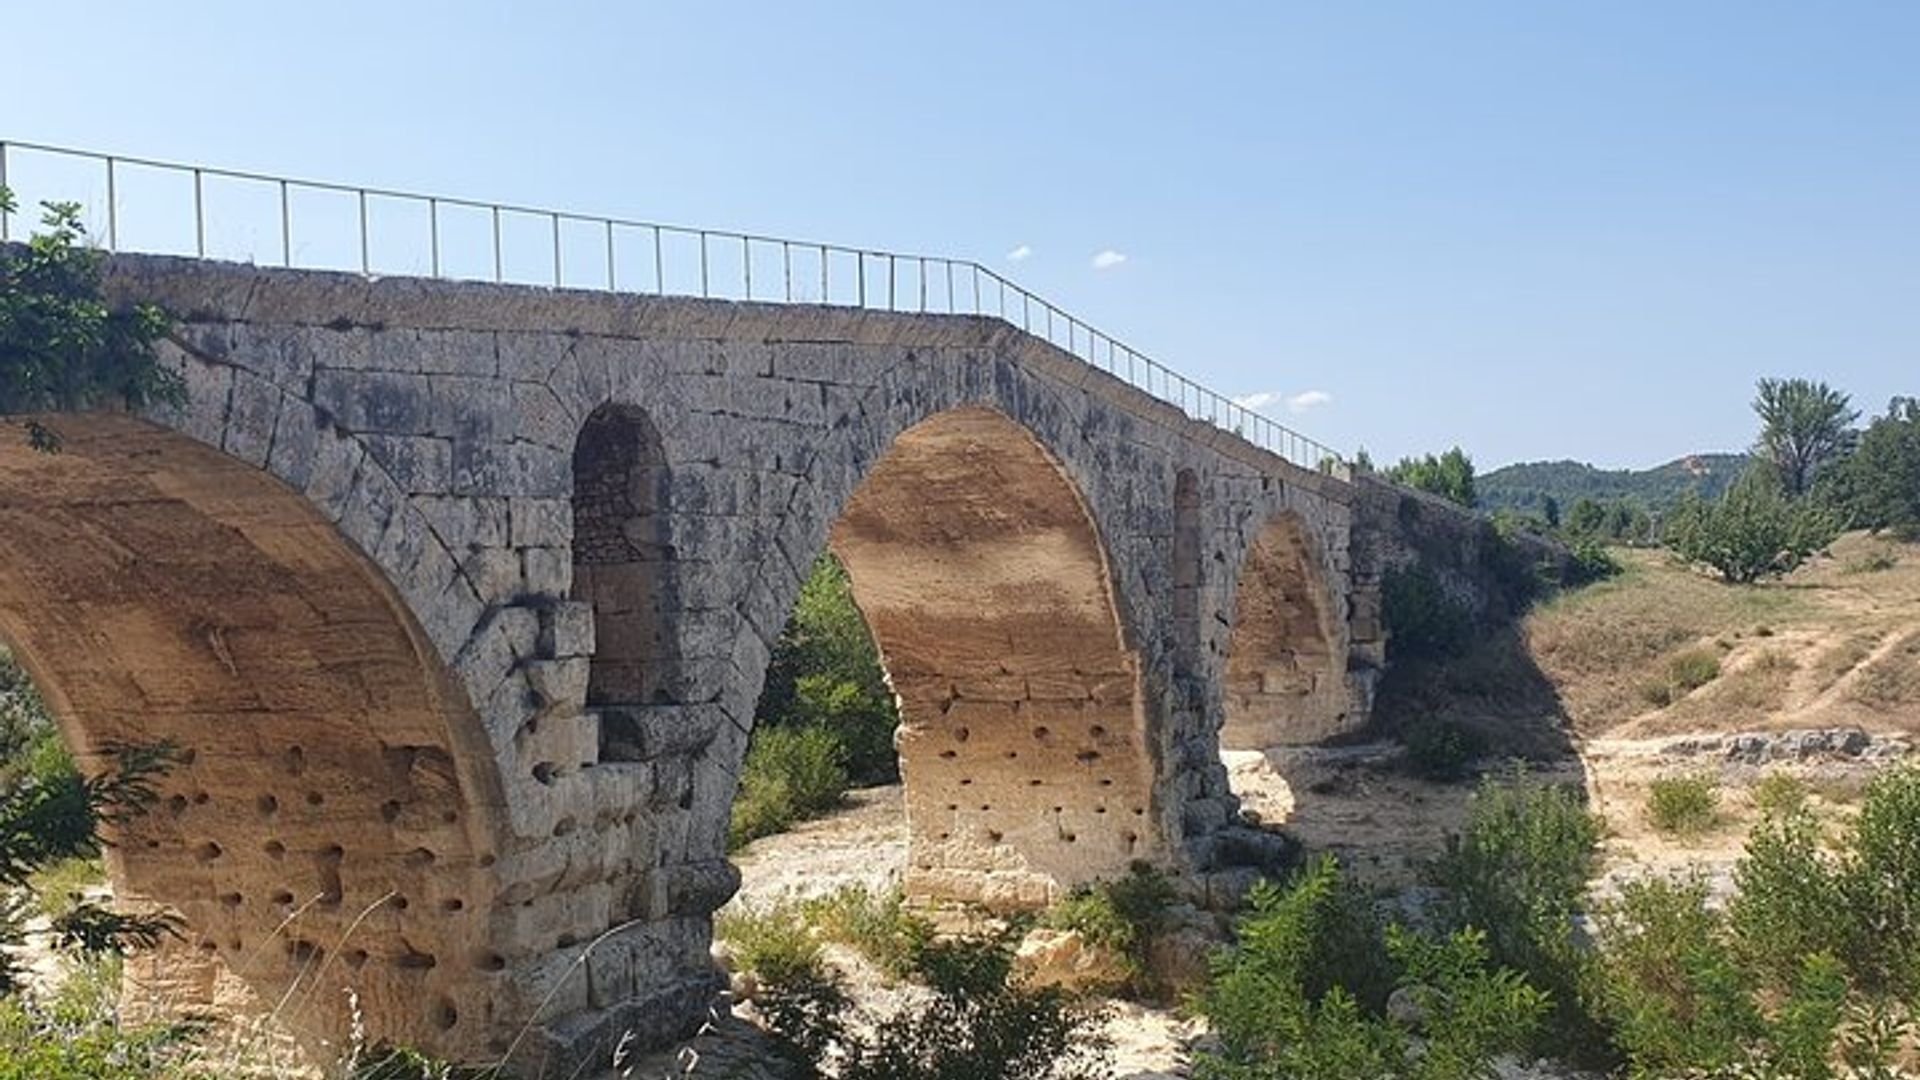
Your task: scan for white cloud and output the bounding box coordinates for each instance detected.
[1231,391,1280,410]
[1006,245,1032,263]
[1090,249,1128,271]
[1286,389,1333,414]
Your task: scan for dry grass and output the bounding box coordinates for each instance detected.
[1525,535,1920,736]
[1815,633,1879,690]
[1527,550,1809,733]
[1849,630,1920,711]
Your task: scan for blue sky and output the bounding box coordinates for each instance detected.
[6,1,1915,468]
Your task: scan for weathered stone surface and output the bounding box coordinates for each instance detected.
[1,253,1538,1076]
[1011,927,1132,994]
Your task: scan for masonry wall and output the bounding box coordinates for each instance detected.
[66,253,1368,1069]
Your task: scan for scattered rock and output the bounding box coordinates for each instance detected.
[1659,728,1910,765]
[1011,927,1131,994]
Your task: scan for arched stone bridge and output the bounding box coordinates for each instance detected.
[0,254,1523,1070]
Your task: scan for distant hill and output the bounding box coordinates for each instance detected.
[1479,453,1750,514]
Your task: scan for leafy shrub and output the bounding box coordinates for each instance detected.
[1840,766,1920,997]
[1042,862,1179,997]
[1645,773,1721,837]
[718,902,828,987]
[1664,470,1841,583]
[1666,646,1723,693]
[1430,774,1609,1063]
[1381,564,1474,663]
[1751,771,1810,817]
[759,555,899,785]
[1197,856,1547,1080]
[1563,539,1622,587]
[1729,808,1848,992]
[753,929,1110,1080]
[0,652,176,993]
[802,886,935,980]
[1400,717,1484,781]
[0,997,210,1080]
[729,724,849,849]
[1597,875,1863,1079]
[0,188,183,453]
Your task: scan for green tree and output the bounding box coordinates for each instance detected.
[1663,469,1840,583]
[1752,378,1858,498]
[0,653,176,995]
[0,187,182,452]
[758,555,899,785]
[1817,396,1920,532]
[1386,446,1476,508]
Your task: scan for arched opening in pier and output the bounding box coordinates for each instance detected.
[787,405,1161,910]
[0,414,499,1061]
[1219,514,1347,751]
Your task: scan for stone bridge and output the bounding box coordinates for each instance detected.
[0,253,1514,1069]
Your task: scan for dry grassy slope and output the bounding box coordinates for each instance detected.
[1526,532,1920,739]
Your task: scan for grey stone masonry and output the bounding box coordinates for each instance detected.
[65,253,1506,1071]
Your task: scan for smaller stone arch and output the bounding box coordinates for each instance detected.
[1220,514,1349,750]
[569,403,674,762]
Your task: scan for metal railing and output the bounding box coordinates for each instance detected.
[0,139,1344,471]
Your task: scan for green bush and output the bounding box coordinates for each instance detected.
[0,997,210,1080]
[0,187,183,453]
[1430,774,1609,1063]
[1664,470,1841,583]
[1563,539,1622,587]
[1597,875,1865,1080]
[718,902,829,987]
[1666,647,1723,693]
[802,886,935,981]
[1839,765,1920,997]
[1041,861,1179,997]
[1645,773,1721,837]
[729,725,849,850]
[1751,771,1810,818]
[1729,808,1848,993]
[1197,856,1547,1080]
[1400,717,1484,781]
[759,556,899,786]
[1381,565,1474,663]
[752,929,1110,1080]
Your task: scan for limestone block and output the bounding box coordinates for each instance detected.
[540,601,596,659]
[222,370,281,468]
[312,369,436,434]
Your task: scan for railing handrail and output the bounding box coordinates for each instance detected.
[0,139,1345,473]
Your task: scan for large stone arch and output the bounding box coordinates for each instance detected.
[1219,513,1349,749]
[0,413,505,1059]
[822,405,1160,909]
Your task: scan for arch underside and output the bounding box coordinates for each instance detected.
[827,407,1160,909]
[0,414,499,1058]
[1220,515,1348,749]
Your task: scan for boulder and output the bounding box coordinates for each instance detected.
[1011,928,1131,994]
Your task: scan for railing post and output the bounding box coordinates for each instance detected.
[887,254,896,310]
[552,212,563,286]
[699,230,709,297]
[105,156,118,250]
[857,251,866,307]
[195,169,207,258]
[429,197,440,277]
[783,240,792,302]
[492,205,503,282]
[820,245,829,303]
[280,179,291,267]
[743,235,752,300]
[653,225,664,294]
[606,219,617,290]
